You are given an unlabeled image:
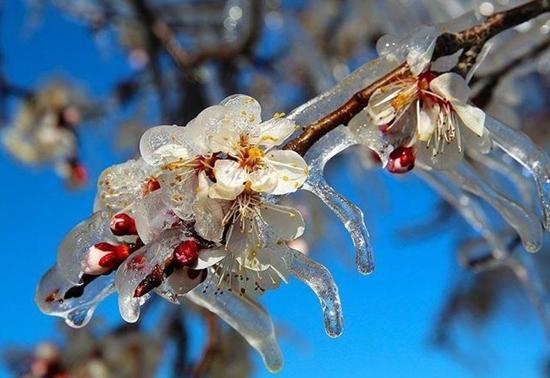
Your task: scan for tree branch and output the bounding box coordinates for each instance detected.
[283,0,550,156]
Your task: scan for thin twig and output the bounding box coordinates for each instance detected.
[283,0,550,156]
[191,310,220,378]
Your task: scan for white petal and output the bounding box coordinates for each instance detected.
[221,94,262,131]
[248,167,278,193]
[264,150,309,195]
[416,102,435,141]
[209,127,240,155]
[210,159,247,200]
[429,72,470,104]
[185,105,226,155]
[407,39,435,76]
[259,203,305,240]
[366,87,400,125]
[158,168,197,220]
[195,248,228,269]
[454,103,485,137]
[139,125,190,165]
[250,117,297,148]
[193,197,225,243]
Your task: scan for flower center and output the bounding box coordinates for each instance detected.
[240,145,264,171]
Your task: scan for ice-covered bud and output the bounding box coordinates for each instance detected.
[143,178,161,194]
[173,240,199,267]
[387,146,415,174]
[81,242,133,275]
[110,213,137,236]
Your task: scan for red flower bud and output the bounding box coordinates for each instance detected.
[173,240,199,268]
[387,146,415,174]
[110,213,137,236]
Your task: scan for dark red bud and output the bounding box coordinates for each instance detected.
[98,252,117,268]
[173,240,199,268]
[94,242,116,251]
[144,178,161,194]
[110,213,137,236]
[387,146,415,174]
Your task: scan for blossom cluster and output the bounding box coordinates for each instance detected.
[36,94,342,371]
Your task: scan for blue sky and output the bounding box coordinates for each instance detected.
[0,1,547,377]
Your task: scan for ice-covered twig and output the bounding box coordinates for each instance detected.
[303,126,375,274]
[282,0,550,157]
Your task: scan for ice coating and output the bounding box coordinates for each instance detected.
[56,210,113,284]
[484,115,550,231]
[440,161,543,252]
[187,286,283,373]
[285,248,344,338]
[417,170,509,266]
[95,159,153,213]
[467,148,535,209]
[35,267,114,328]
[130,189,179,244]
[303,126,374,274]
[115,228,186,322]
[286,26,439,127]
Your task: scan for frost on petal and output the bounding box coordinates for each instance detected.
[210,159,247,200]
[250,117,297,148]
[220,94,262,132]
[406,26,437,76]
[139,125,190,165]
[36,267,114,328]
[185,104,226,155]
[429,72,470,104]
[97,159,152,213]
[284,248,343,337]
[484,115,550,230]
[130,190,179,244]
[155,268,206,304]
[264,150,309,195]
[115,228,186,322]
[57,210,113,284]
[441,161,543,252]
[187,287,283,372]
[259,203,305,240]
[158,168,197,220]
[193,198,225,243]
[453,103,485,137]
[304,126,374,274]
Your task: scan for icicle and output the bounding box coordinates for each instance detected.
[186,287,283,373]
[484,115,550,230]
[440,161,543,252]
[284,248,344,338]
[35,267,114,328]
[467,148,535,209]
[56,210,113,285]
[417,170,509,266]
[303,126,375,274]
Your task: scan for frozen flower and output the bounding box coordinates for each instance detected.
[352,49,489,171]
[208,95,308,200]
